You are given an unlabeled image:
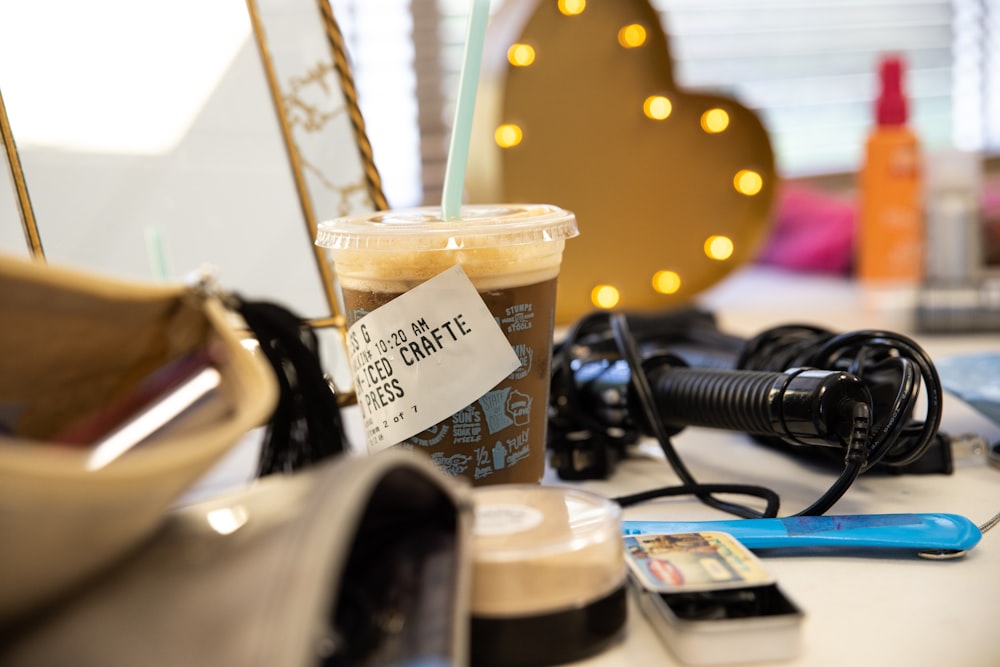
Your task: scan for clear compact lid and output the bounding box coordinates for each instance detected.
[471,485,621,561]
[316,204,578,252]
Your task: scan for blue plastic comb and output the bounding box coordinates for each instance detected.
[622,513,981,556]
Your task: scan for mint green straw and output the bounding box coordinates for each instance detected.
[441,0,491,221]
[144,224,170,282]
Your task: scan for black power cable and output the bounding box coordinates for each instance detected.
[738,325,942,471]
[547,309,943,518]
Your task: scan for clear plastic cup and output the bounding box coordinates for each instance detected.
[317,204,578,485]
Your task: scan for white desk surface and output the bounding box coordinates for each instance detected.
[544,266,1000,667]
[188,265,1000,667]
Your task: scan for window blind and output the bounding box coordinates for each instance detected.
[650,0,977,176]
[337,0,998,207]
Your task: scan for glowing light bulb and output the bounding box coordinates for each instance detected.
[652,270,681,294]
[507,43,536,67]
[558,0,586,16]
[643,95,672,120]
[495,124,523,148]
[591,285,620,309]
[705,235,735,261]
[734,169,764,196]
[701,108,730,134]
[618,24,647,48]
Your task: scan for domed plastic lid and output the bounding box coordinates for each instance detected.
[471,484,621,561]
[316,204,578,252]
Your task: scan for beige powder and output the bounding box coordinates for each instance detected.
[470,485,625,617]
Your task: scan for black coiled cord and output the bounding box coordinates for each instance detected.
[738,325,943,471]
[548,309,943,517]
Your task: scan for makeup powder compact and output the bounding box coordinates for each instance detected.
[468,485,627,667]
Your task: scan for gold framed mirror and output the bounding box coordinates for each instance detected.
[0,0,384,396]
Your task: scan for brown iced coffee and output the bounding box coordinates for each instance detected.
[317,204,578,485]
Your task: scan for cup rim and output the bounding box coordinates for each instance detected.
[316,203,579,251]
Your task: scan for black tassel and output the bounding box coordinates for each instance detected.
[231,296,347,476]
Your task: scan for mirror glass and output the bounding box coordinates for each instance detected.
[0,0,382,391]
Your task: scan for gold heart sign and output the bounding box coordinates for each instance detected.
[468,0,776,323]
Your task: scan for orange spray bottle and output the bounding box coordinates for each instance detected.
[857,55,923,282]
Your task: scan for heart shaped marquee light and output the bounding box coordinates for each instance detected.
[467,0,777,323]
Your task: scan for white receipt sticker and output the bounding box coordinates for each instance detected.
[347,265,521,452]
